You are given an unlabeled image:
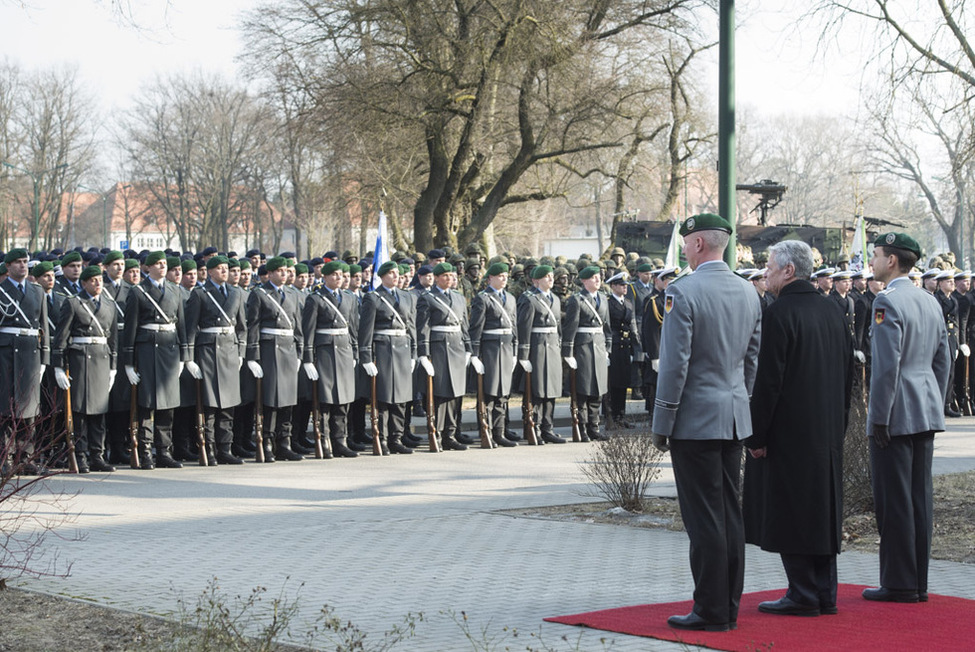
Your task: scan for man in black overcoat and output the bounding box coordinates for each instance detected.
[743,240,854,617]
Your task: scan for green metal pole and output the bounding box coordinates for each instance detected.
[32,176,40,252]
[719,0,736,267]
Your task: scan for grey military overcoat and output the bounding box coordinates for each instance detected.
[0,278,50,418]
[357,286,416,405]
[302,287,359,405]
[245,282,303,409]
[516,288,563,400]
[53,292,118,415]
[185,281,247,409]
[417,288,471,399]
[468,288,518,397]
[561,291,611,397]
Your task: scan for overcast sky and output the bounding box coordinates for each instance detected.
[0,1,864,120]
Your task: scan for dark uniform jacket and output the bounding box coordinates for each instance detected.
[0,278,50,418]
[417,287,471,399]
[53,292,118,415]
[468,288,518,397]
[607,293,642,389]
[640,291,665,386]
[935,290,960,357]
[302,286,359,405]
[185,280,247,409]
[516,287,562,400]
[54,275,81,298]
[108,280,135,412]
[245,282,303,408]
[561,290,611,397]
[357,285,417,404]
[743,280,853,554]
[121,278,190,411]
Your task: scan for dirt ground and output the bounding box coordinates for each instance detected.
[1,463,972,651]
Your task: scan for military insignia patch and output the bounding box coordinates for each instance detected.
[665,295,674,313]
[874,308,885,325]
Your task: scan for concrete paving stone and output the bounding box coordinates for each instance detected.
[11,416,975,650]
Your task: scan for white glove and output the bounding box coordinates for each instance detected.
[363,361,378,377]
[962,344,971,357]
[303,362,320,381]
[109,369,117,387]
[651,359,659,372]
[54,367,70,390]
[125,365,141,385]
[185,360,203,380]
[247,360,264,379]
[519,359,533,373]
[564,356,577,370]
[853,350,866,364]
[178,362,185,377]
[465,352,472,367]
[419,356,435,376]
[411,358,417,372]
[470,356,485,375]
[238,357,244,370]
[39,364,46,377]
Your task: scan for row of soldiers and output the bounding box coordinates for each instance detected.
[0,242,669,475]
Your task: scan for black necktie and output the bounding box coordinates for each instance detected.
[18,283,25,298]
[333,290,341,306]
[500,290,506,306]
[48,294,53,310]
[594,294,600,309]
[221,285,227,298]
[278,289,285,303]
[94,298,101,311]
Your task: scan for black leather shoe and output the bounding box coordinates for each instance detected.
[667,612,731,632]
[291,440,313,455]
[862,587,918,603]
[442,438,468,451]
[919,592,928,602]
[493,436,517,447]
[76,460,90,474]
[388,440,413,454]
[506,429,522,441]
[758,596,821,616]
[139,455,155,470]
[820,603,838,615]
[232,445,255,459]
[156,455,183,469]
[456,433,479,445]
[541,433,567,444]
[945,407,962,418]
[347,438,368,452]
[89,458,115,472]
[216,451,244,465]
[276,447,303,461]
[590,431,610,441]
[173,447,197,462]
[401,436,422,449]
[262,443,275,462]
[331,441,359,458]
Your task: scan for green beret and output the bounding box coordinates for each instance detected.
[637,263,655,273]
[61,251,83,266]
[397,263,410,275]
[4,248,28,265]
[874,232,922,260]
[679,212,732,237]
[80,265,102,282]
[433,262,455,275]
[237,259,250,270]
[103,250,124,265]
[30,261,54,278]
[377,261,398,277]
[266,256,287,272]
[294,263,309,275]
[348,264,362,274]
[486,262,509,276]
[145,251,166,266]
[228,258,240,269]
[166,256,181,268]
[322,261,348,275]
[531,264,554,279]
[181,260,197,273]
[206,255,230,270]
[578,265,601,280]
[124,259,140,270]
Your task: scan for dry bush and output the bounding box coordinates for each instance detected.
[580,432,665,513]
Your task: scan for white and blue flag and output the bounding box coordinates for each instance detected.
[371,210,390,290]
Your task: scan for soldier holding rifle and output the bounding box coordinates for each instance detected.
[561,266,611,442]
[468,262,519,447]
[301,260,360,458]
[52,265,118,473]
[516,264,564,444]
[184,255,248,465]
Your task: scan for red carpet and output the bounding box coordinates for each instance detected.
[545,584,975,651]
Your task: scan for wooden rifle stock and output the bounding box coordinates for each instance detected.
[370,375,382,455]
[476,372,493,448]
[195,379,208,466]
[426,372,440,452]
[254,376,265,463]
[523,369,538,445]
[128,373,140,469]
[312,379,328,459]
[64,371,79,473]
[569,366,583,443]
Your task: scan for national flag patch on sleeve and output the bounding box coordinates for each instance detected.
[664,295,674,313]
[874,308,885,325]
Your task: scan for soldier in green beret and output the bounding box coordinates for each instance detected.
[562,265,611,441]
[56,250,85,297]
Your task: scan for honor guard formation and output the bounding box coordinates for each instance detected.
[0,225,959,488]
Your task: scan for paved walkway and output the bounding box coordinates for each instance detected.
[14,411,975,651]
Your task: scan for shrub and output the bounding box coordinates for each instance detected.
[580,432,664,512]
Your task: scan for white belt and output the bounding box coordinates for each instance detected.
[316,328,348,336]
[576,327,604,334]
[532,327,558,334]
[260,328,293,336]
[375,328,407,337]
[200,326,234,335]
[69,336,107,345]
[431,325,461,333]
[140,323,176,332]
[482,328,512,336]
[0,327,39,337]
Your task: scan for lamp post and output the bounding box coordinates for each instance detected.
[2,160,68,251]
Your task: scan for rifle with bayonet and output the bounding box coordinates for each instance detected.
[522,369,538,445]
[254,376,265,463]
[128,371,140,469]
[476,373,493,448]
[312,380,329,459]
[569,367,583,443]
[370,375,382,456]
[426,372,440,452]
[195,379,208,466]
[64,370,79,473]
